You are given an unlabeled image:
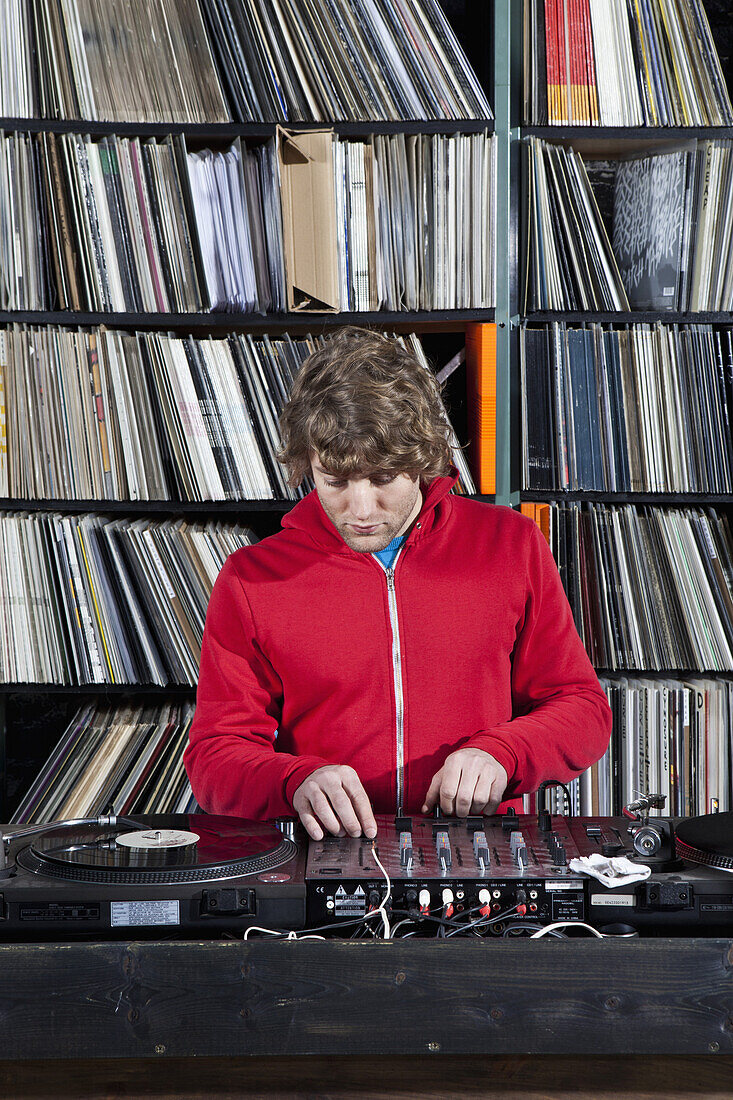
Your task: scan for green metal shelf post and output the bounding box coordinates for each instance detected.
[493,0,522,507]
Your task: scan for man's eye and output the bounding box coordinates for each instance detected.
[326,480,346,488]
[372,476,396,486]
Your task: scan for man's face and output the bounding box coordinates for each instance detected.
[311,457,422,553]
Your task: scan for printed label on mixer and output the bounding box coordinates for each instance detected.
[333,885,366,916]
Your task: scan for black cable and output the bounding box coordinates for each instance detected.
[501,922,567,938]
[537,779,574,819]
[443,905,521,938]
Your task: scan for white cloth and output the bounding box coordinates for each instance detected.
[568,853,651,887]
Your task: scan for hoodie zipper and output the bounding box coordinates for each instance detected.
[376,550,406,815]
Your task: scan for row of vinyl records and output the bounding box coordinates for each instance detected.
[0,516,256,686]
[525,138,733,313]
[12,701,198,824]
[540,678,732,819]
[1,501,731,687]
[521,323,733,494]
[0,130,495,314]
[9,677,732,823]
[2,0,490,123]
[0,328,475,502]
[523,0,732,127]
[540,502,733,673]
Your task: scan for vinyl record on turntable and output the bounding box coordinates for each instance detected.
[15,814,298,885]
[675,811,733,871]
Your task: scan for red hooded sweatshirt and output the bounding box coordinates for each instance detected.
[184,475,611,819]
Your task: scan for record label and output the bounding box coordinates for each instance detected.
[116,829,200,850]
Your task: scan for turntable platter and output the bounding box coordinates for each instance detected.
[675,811,733,872]
[15,814,297,885]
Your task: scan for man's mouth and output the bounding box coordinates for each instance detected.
[349,524,382,534]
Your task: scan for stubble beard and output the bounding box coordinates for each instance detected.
[336,490,422,553]
[339,523,403,553]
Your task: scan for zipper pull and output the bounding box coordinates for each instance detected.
[386,569,395,591]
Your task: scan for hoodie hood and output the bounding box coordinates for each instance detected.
[280,470,460,554]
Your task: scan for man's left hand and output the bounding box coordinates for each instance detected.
[422,748,508,817]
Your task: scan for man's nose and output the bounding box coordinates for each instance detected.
[346,480,378,519]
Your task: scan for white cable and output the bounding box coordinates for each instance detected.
[243,926,326,941]
[243,925,283,940]
[370,842,392,939]
[530,921,604,939]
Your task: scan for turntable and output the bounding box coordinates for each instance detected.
[0,814,306,938]
[675,811,733,872]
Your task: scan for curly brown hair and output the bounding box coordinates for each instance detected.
[277,328,455,487]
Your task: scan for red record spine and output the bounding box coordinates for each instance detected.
[555,0,569,123]
[579,0,599,123]
[545,0,559,123]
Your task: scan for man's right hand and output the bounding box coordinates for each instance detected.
[292,765,377,840]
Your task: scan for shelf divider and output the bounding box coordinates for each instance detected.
[493,0,521,508]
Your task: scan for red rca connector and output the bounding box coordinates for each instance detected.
[442,888,454,919]
[517,903,527,916]
[418,888,431,915]
[478,888,492,917]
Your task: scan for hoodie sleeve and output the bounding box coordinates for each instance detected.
[184,556,330,819]
[461,520,612,795]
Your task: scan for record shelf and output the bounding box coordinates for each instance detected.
[524,492,733,505]
[1,1,733,824]
[0,0,500,820]
[0,309,495,331]
[0,119,494,138]
[527,310,733,324]
[524,125,733,138]
[513,1,733,820]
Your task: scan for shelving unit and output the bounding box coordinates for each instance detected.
[515,1,733,815]
[0,309,495,329]
[2,0,732,820]
[523,492,733,505]
[0,120,495,136]
[0,2,500,817]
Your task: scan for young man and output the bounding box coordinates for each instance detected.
[184,328,611,839]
